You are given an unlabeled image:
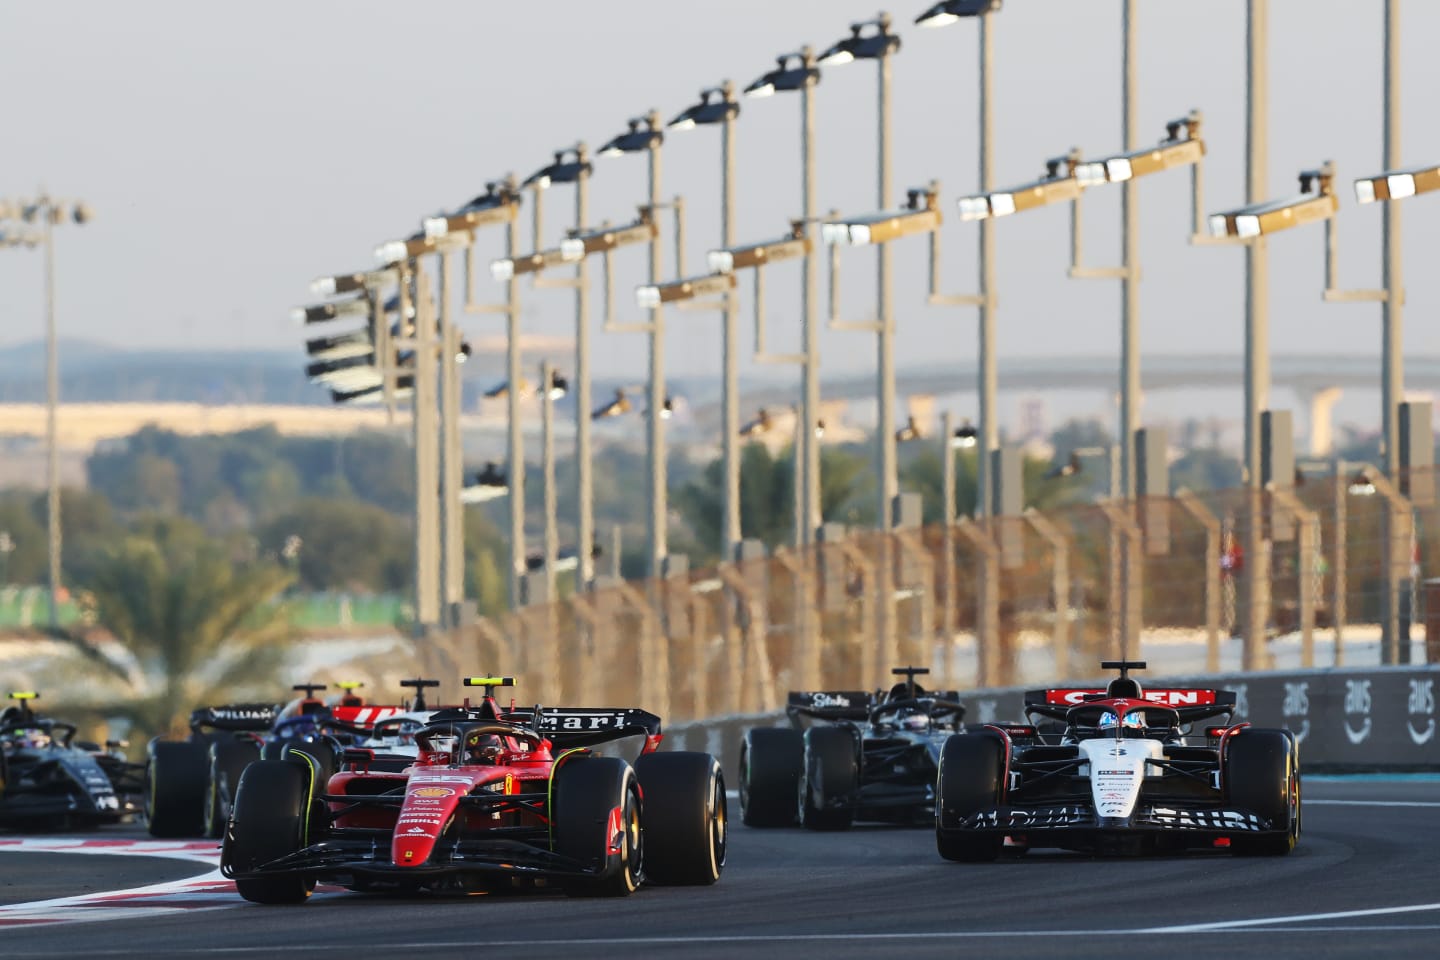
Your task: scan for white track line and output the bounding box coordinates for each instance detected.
[1305,799,1440,808]
[1145,901,1440,933]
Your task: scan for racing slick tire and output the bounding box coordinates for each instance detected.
[552,756,643,897]
[633,752,727,885]
[223,760,317,904]
[1225,728,1300,856]
[798,725,857,831]
[935,733,1005,862]
[278,738,340,792]
[739,727,802,827]
[145,740,210,838]
[204,740,260,840]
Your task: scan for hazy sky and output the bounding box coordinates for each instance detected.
[2,1,1438,428]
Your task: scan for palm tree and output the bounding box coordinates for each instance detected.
[53,517,296,739]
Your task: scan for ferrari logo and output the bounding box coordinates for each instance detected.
[504,774,515,795]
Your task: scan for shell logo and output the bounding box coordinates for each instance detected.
[413,786,455,799]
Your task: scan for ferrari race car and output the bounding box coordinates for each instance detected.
[935,660,1301,860]
[0,691,138,829]
[220,677,727,902]
[739,666,966,829]
[147,680,419,838]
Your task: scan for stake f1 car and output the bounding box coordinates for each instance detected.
[1,692,137,829]
[739,667,966,829]
[935,660,1301,860]
[220,677,727,902]
[147,681,419,838]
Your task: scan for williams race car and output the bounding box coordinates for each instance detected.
[1,692,134,830]
[935,660,1301,860]
[147,681,417,838]
[220,676,727,902]
[739,666,966,829]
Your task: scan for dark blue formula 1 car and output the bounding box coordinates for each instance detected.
[0,692,133,830]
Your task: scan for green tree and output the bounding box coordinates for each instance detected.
[259,498,412,593]
[60,517,296,739]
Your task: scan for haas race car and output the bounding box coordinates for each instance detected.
[739,666,966,829]
[935,660,1301,860]
[220,677,727,902]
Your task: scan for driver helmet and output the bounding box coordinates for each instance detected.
[7,728,50,750]
[1098,710,1146,730]
[898,711,930,733]
[465,732,505,765]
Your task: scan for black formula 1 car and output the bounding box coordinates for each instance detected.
[147,681,422,838]
[739,667,966,829]
[935,660,1301,860]
[220,677,726,902]
[1,692,135,830]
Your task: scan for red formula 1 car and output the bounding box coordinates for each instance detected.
[220,677,727,902]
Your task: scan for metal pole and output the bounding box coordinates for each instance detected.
[410,260,441,627]
[941,411,957,678]
[43,204,61,627]
[575,145,595,592]
[505,179,526,609]
[876,45,896,536]
[722,87,742,557]
[1381,0,1404,663]
[801,50,821,546]
[1120,0,1140,499]
[1242,0,1271,670]
[542,360,558,601]
[646,111,668,577]
[977,11,997,518]
[439,249,464,624]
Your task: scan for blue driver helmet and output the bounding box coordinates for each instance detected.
[1098,710,1146,730]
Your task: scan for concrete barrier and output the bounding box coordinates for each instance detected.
[666,664,1440,779]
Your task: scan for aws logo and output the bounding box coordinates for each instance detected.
[1344,679,1373,744]
[1281,681,1310,744]
[1408,679,1435,745]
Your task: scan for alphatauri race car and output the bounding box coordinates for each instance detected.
[739,667,966,829]
[935,660,1301,860]
[219,677,727,902]
[0,692,138,829]
[147,681,418,838]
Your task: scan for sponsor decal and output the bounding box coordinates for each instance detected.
[409,774,474,785]
[810,693,851,709]
[410,797,442,806]
[412,786,455,799]
[1282,681,1311,743]
[539,710,630,731]
[404,826,429,835]
[397,816,444,826]
[1097,770,1129,777]
[1344,679,1373,744]
[1048,689,1215,707]
[1408,678,1436,745]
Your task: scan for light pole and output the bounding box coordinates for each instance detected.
[818,12,903,538]
[598,112,669,577]
[667,83,744,559]
[916,0,1001,517]
[743,48,823,544]
[2,194,92,627]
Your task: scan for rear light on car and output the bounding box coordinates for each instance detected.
[1205,727,1231,739]
[1212,837,1231,848]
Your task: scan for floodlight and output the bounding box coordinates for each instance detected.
[1354,164,1440,204]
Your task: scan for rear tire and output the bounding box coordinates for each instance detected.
[739,728,802,827]
[223,760,316,904]
[798,726,856,831]
[935,733,1004,862]
[145,741,209,838]
[204,740,260,840]
[633,752,726,885]
[552,756,642,897]
[1226,729,1299,856]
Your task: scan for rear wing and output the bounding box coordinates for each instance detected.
[500,706,663,749]
[331,704,408,729]
[190,703,283,733]
[785,691,875,724]
[1023,688,1237,724]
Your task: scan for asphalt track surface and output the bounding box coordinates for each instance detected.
[2,778,1437,960]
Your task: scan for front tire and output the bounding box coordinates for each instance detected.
[145,741,209,838]
[204,740,260,840]
[552,756,642,897]
[633,752,726,885]
[935,733,1004,862]
[1226,729,1299,856]
[798,726,857,831]
[739,728,802,827]
[223,760,316,904]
